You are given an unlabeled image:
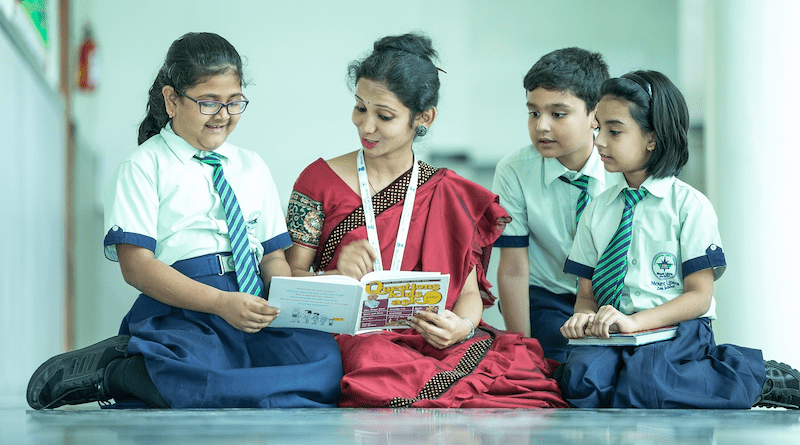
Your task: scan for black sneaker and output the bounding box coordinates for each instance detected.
[27,335,130,409]
[754,360,800,409]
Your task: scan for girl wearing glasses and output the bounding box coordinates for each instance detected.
[27,32,343,409]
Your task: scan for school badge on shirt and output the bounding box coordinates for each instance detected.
[246,211,260,232]
[650,252,680,291]
[652,252,677,280]
[244,211,261,252]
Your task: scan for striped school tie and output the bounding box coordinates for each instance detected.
[194,152,262,296]
[592,188,647,309]
[559,174,591,224]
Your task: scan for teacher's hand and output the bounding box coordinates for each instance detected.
[409,309,472,349]
[336,240,377,280]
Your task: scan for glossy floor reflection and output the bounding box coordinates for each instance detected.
[3,406,800,445]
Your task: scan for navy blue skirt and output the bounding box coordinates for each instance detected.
[558,318,766,408]
[118,256,343,409]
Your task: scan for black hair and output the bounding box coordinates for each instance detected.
[600,70,689,178]
[523,47,609,114]
[137,32,246,145]
[347,32,440,129]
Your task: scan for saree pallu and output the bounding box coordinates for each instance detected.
[288,158,567,408]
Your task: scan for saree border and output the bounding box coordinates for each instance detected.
[388,328,496,408]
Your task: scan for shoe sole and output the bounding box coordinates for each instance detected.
[756,360,800,409]
[26,335,130,409]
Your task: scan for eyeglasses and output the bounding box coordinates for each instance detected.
[175,89,249,115]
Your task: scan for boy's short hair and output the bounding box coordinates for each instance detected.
[523,47,609,114]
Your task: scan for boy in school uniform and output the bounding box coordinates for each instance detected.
[492,47,620,362]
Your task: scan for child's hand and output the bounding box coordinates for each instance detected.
[335,240,377,280]
[217,291,280,333]
[408,309,471,349]
[588,305,636,338]
[561,313,595,339]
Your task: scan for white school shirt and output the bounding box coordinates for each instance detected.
[103,124,291,266]
[564,175,725,318]
[492,144,622,294]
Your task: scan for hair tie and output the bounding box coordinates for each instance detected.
[623,73,652,99]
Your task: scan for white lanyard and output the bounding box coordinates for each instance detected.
[357,149,419,272]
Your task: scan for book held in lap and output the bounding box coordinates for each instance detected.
[567,326,678,346]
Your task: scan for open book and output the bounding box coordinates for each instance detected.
[567,326,678,346]
[268,271,450,335]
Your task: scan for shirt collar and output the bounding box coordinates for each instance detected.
[580,149,609,184]
[602,175,675,206]
[639,175,674,198]
[543,147,608,187]
[160,124,233,164]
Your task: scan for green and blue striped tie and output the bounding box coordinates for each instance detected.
[592,188,647,309]
[195,152,262,296]
[560,174,591,225]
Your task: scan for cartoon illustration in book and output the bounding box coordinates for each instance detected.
[364,294,380,309]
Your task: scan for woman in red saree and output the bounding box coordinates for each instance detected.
[285,33,567,409]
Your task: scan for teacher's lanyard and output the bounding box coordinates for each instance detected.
[357,149,419,272]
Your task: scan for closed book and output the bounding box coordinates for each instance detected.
[568,326,678,346]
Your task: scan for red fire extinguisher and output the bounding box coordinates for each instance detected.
[77,26,98,92]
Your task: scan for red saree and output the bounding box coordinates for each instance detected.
[287,158,567,408]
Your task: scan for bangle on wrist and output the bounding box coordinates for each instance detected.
[461,317,475,341]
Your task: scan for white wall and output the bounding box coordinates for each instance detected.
[72,0,681,196]
[1,22,66,406]
[68,0,681,346]
[706,0,800,367]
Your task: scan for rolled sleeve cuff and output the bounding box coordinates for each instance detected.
[682,244,727,280]
[262,232,292,255]
[564,258,594,280]
[494,235,529,248]
[103,227,156,261]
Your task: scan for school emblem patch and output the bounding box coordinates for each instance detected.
[652,252,677,280]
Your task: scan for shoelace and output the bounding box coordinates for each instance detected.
[42,381,109,409]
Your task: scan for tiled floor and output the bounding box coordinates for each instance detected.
[3,405,799,445]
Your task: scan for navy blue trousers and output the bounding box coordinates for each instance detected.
[557,318,766,408]
[528,286,575,363]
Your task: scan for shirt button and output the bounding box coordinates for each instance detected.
[631,259,638,265]
[635,291,641,296]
